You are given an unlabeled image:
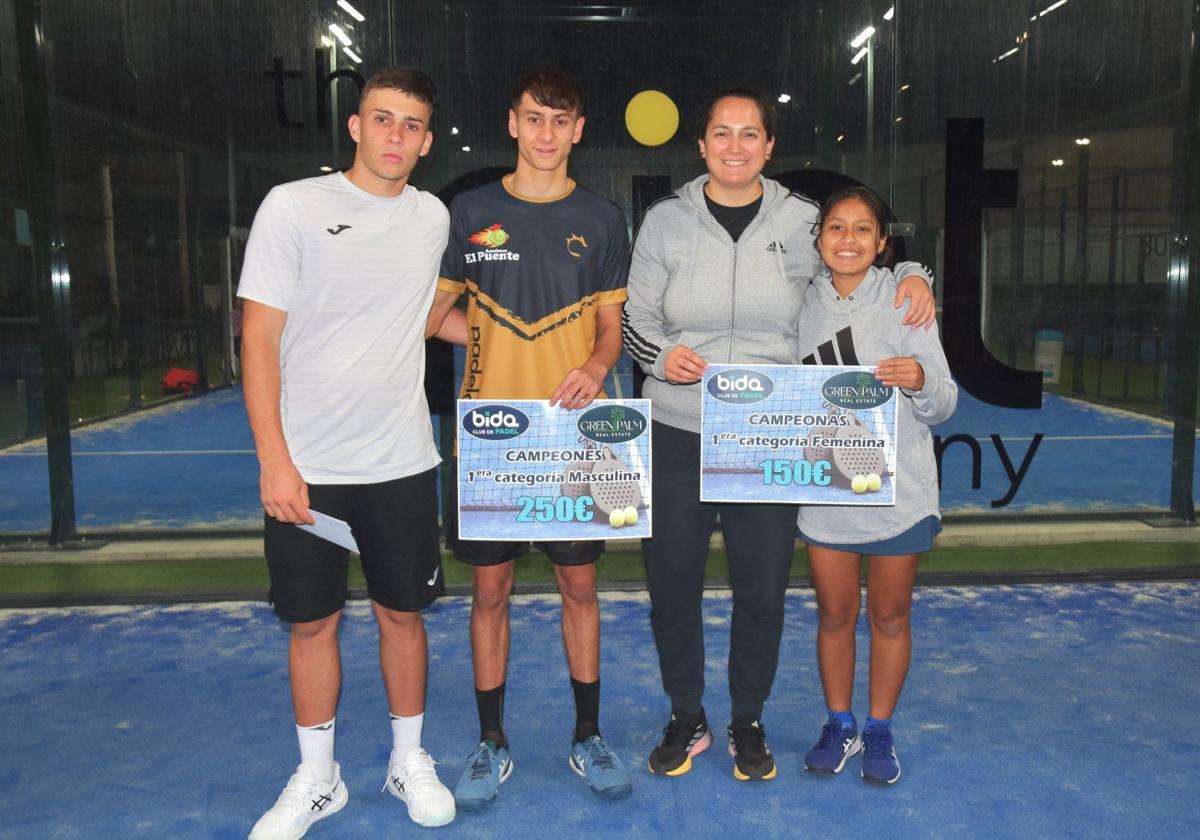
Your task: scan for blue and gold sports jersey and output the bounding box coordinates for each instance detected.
[438,175,630,400]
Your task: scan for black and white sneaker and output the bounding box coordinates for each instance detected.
[727,719,777,781]
[249,763,348,840]
[648,710,713,776]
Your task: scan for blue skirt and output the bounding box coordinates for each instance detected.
[799,515,942,556]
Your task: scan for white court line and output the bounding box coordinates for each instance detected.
[0,435,1177,458]
[0,449,255,457]
[986,434,1171,442]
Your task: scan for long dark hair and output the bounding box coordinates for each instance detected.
[812,184,895,267]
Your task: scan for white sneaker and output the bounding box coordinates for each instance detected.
[382,747,456,827]
[248,763,348,840]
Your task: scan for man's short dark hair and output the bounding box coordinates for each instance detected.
[695,87,778,141]
[511,69,584,115]
[361,67,438,117]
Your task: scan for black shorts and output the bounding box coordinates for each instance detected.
[264,468,443,623]
[444,464,603,568]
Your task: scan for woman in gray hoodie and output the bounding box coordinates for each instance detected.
[796,185,957,786]
[622,88,936,783]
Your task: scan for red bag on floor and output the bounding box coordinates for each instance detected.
[162,367,200,394]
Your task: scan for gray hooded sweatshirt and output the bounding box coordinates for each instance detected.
[795,265,958,544]
[623,173,932,433]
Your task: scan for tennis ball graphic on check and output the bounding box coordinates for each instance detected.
[851,474,869,494]
[588,445,643,525]
[623,506,639,525]
[866,473,882,492]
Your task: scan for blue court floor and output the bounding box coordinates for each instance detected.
[1,584,1198,838]
[0,377,1194,531]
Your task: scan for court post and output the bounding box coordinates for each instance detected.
[15,0,78,544]
[1167,0,1200,522]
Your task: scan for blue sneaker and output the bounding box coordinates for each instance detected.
[454,740,513,811]
[804,719,861,774]
[569,735,633,800]
[860,726,901,784]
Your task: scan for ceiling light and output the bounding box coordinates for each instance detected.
[320,35,334,48]
[337,1,366,22]
[320,166,334,172]
[1074,137,1090,145]
[777,93,792,103]
[1051,159,1064,166]
[883,7,895,21]
[343,46,362,64]
[1039,0,1068,18]
[461,145,471,152]
[851,47,868,65]
[851,26,876,48]
[328,24,352,46]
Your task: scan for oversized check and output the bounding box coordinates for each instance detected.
[700,364,898,505]
[456,399,652,540]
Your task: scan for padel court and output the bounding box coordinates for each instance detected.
[0,370,1191,533]
[1,584,1197,838]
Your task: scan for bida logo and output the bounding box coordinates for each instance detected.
[462,404,530,440]
[706,368,774,404]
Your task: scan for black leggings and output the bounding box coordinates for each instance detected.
[643,421,797,721]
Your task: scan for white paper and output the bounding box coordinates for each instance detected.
[295,509,359,553]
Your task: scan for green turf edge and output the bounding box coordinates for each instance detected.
[1,541,1199,599]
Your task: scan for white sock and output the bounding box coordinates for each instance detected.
[296,717,336,783]
[390,712,424,756]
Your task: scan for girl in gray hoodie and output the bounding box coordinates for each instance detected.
[622,88,937,783]
[795,185,957,785]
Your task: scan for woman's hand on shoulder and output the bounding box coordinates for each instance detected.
[664,345,708,384]
[895,274,937,329]
[875,357,925,392]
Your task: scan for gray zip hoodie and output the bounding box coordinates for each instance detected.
[795,265,958,543]
[623,174,931,432]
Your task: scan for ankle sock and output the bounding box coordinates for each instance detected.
[830,710,857,732]
[475,683,507,748]
[865,715,892,733]
[296,717,336,783]
[390,712,423,756]
[571,677,601,743]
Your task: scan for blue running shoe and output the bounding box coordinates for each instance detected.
[804,719,861,774]
[860,726,901,784]
[454,741,513,811]
[569,735,633,800]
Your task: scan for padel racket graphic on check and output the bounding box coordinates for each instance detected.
[804,411,890,489]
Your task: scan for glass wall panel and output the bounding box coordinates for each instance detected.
[4,0,1198,535]
[0,0,52,532]
[893,0,1189,514]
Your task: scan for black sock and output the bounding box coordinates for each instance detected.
[571,677,601,743]
[475,683,506,748]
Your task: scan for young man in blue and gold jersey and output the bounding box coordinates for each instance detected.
[425,69,632,809]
